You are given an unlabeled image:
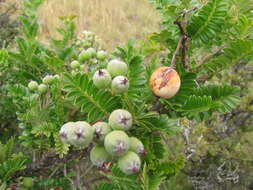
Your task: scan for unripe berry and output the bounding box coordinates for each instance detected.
[150,67,181,99]
[59,122,75,144]
[42,75,54,84]
[129,137,145,154]
[68,121,94,147]
[107,59,128,77]
[53,74,60,80]
[104,130,129,157]
[90,145,111,167]
[86,47,96,58]
[93,122,111,142]
[111,76,129,94]
[118,151,141,175]
[79,50,92,62]
[38,84,47,94]
[93,69,112,89]
[22,177,33,188]
[109,109,132,131]
[70,60,80,69]
[28,81,38,91]
[96,50,107,60]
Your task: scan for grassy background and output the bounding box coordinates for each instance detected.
[36,0,160,50]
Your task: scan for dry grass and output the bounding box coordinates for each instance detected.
[38,0,160,50]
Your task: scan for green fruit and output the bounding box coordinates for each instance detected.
[87,47,96,57]
[96,50,107,60]
[53,74,60,80]
[93,69,112,89]
[118,151,141,175]
[22,177,33,188]
[38,84,47,94]
[90,145,111,167]
[28,81,38,91]
[59,122,75,144]
[109,109,132,131]
[68,121,94,147]
[107,59,128,77]
[93,122,111,142]
[104,130,129,156]
[129,137,145,154]
[70,60,80,69]
[42,75,54,84]
[79,50,92,61]
[111,76,129,94]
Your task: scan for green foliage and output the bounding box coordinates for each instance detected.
[187,0,228,44]
[0,138,27,181]
[63,73,121,122]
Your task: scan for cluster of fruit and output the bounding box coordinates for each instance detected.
[27,74,59,94]
[59,109,145,175]
[76,30,103,50]
[93,59,129,94]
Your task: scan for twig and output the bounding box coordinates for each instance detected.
[90,115,108,125]
[196,45,225,68]
[171,8,197,69]
[171,36,184,68]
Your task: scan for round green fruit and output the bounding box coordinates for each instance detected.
[96,50,107,60]
[93,122,111,142]
[104,130,129,157]
[28,81,38,91]
[90,145,111,167]
[38,84,48,94]
[107,59,128,77]
[22,177,33,188]
[109,109,132,131]
[42,75,54,84]
[86,47,96,58]
[59,122,75,144]
[118,151,141,175]
[79,50,92,62]
[68,121,94,147]
[70,60,80,69]
[111,76,129,94]
[93,69,112,89]
[129,137,145,154]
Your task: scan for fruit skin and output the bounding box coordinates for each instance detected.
[28,81,38,91]
[22,177,33,188]
[42,75,54,84]
[70,60,80,69]
[96,50,107,60]
[109,109,132,131]
[79,50,92,61]
[111,76,129,94]
[118,151,141,175]
[150,67,181,99]
[59,122,75,144]
[107,59,128,77]
[86,47,96,57]
[93,122,111,143]
[104,130,129,157]
[129,137,145,154]
[90,145,111,167]
[59,121,94,147]
[92,69,112,89]
[38,84,47,94]
[68,121,94,147]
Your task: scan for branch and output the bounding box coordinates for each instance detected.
[171,8,197,69]
[197,45,225,68]
[171,36,184,68]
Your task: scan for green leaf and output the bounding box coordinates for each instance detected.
[63,73,121,122]
[187,0,228,44]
